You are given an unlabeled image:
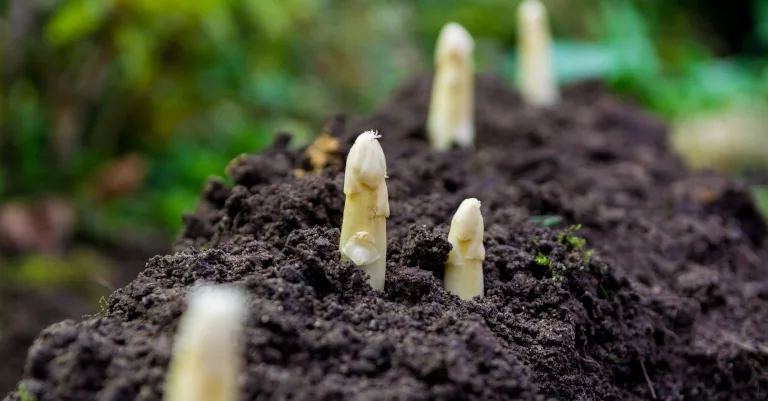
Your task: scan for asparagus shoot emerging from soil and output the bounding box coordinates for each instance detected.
[428,22,475,150]
[517,0,558,107]
[164,285,247,401]
[340,130,390,290]
[444,198,485,300]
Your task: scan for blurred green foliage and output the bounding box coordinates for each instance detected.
[753,186,768,221]
[0,246,110,305]
[11,248,107,288]
[2,0,418,240]
[1,0,767,246]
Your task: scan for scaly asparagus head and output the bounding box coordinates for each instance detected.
[164,285,247,401]
[339,130,389,290]
[428,22,475,150]
[444,198,485,300]
[517,0,558,107]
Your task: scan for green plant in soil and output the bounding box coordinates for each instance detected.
[16,383,36,401]
[533,224,597,284]
[557,224,595,264]
[534,252,551,268]
[531,239,563,283]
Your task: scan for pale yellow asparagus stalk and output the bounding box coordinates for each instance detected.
[444,198,485,300]
[339,130,389,290]
[428,22,475,150]
[517,0,558,107]
[164,285,247,401]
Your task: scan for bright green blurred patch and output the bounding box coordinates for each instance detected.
[243,0,292,39]
[752,186,768,221]
[46,0,112,46]
[552,41,615,83]
[6,249,110,291]
[123,0,221,19]
[16,383,36,401]
[115,23,156,90]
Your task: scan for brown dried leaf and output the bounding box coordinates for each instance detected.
[305,133,341,173]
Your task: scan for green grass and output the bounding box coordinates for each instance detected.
[16,383,37,401]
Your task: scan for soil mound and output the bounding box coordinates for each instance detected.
[7,75,768,401]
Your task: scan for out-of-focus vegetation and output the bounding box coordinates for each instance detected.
[1,0,767,270]
[2,0,418,248]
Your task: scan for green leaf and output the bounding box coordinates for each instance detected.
[752,186,768,221]
[202,4,236,44]
[45,0,111,46]
[115,24,155,89]
[535,253,551,267]
[16,382,37,401]
[242,0,291,38]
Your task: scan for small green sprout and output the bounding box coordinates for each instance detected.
[17,383,36,401]
[557,224,594,264]
[584,249,595,263]
[534,224,596,284]
[534,252,551,267]
[532,240,561,282]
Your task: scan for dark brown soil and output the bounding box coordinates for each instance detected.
[6,75,768,401]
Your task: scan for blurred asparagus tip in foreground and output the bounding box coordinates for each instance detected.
[444,198,485,300]
[340,130,390,290]
[428,22,475,150]
[517,0,558,107]
[164,285,247,401]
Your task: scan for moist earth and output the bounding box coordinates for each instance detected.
[5,75,768,401]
